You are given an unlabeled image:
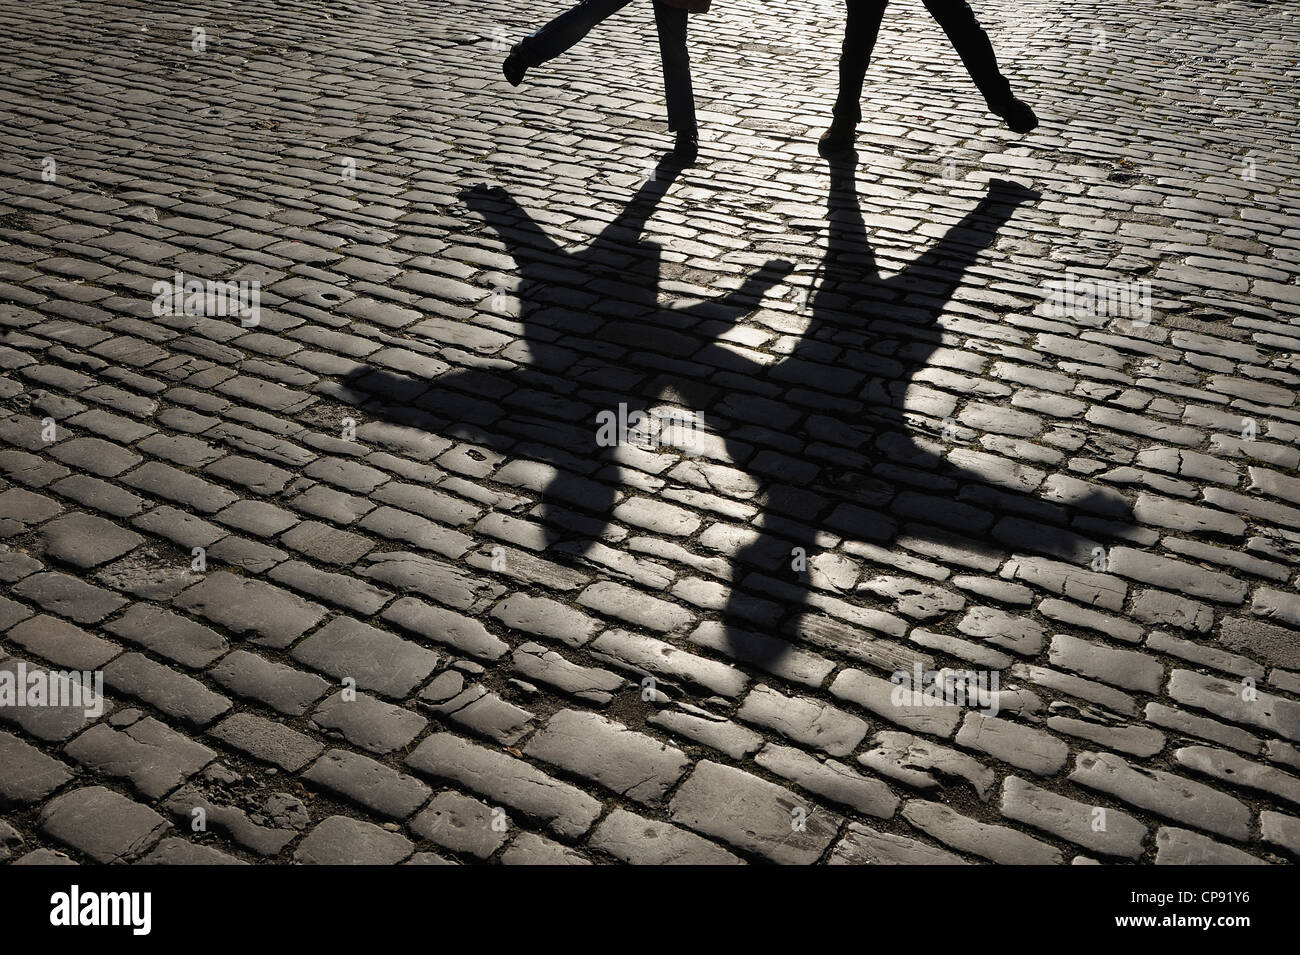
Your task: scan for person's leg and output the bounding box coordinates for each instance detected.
[821,0,888,154]
[651,0,696,148]
[921,0,1036,130]
[509,0,635,78]
[833,0,890,124]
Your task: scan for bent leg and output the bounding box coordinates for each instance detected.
[921,0,1014,104]
[516,0,636,66]
[652,0,695,132]
[834,0,889,122]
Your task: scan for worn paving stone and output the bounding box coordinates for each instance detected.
[829,822,968,865]
[406,733,601,839]
[208,713,323,772]
[64,717,214,799]
[590,808,743,865]
[40,786,170,863]
[738,684,869,758]
[524,709,688,804]
[0,729,74,803]
[999,775,1147,859]
[311,690,427,754]
[291,616,438,698]
[174,571,326,648]
[407,790,507,860]
[901,799,1062,865]
[1069,750,1252,841]
[669,760,843,864]
[294,815,413,865]
[302,748,431,819]
[1153,827,1268,866]
[103,653,231,727]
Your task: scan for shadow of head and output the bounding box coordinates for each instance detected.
[338,164,1136,674]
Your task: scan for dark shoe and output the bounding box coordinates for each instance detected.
[990,96,1038,133]
[673,130,698,162]
[503,47,527,87]
[817,120,856,156]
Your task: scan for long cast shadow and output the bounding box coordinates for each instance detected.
[339,159,1133,669]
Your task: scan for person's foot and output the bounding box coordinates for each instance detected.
[503,47,527,87]
[672,130,698,162]
[817,120,856,156]
[990,96,1038,133]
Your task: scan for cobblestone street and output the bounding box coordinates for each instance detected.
[1,0,1299,866]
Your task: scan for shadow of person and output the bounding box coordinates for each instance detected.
[338,159,1134,675]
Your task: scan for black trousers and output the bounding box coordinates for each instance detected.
[515,0,696,132]
[834,0,1014,121]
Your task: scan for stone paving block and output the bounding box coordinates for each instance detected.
[174,571,326,648]
[40,786,170,863]
[162,785,298,858]
[382,596,508,661]
[588,629,748,698]
[294,815,413,865]
[829,668,962,737]
[524,709,688,804]
[10,573,126,624]
[292,616,438,698]
[509,642,624,705]
[955,712,1069,776]
[1069,751,1252,841]
[311,690,427,754]
[669,760,843,864]
[104,653,230,727]
[647,706,765,760]
[499,832,591,866]
[738,684,869,758]
[756,743,898,819]
[65,717,214,799]
[829,822,968,865]
[138,837,246,865]
[38,512,144,568]
[406,733,601,839]
[0,729,74,802]
[302,748,431,820]
[6,614,120,670]
[208,649,330,715]
[590,808,743,865]
[105,604,228,669]
[408,790,507,859]
[1167,669,1300,743]
[490,592,598,647]
[999,776,1147,859]
[1153,827,1267,865]
[208,713,324,772]
[902,799,1062,865]
[858,730,995,800]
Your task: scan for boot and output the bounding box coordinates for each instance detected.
[503,46,527,87]
[818,118,857,156]
[989,96,1038,133]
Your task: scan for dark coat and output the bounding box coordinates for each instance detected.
[659,0,711,12]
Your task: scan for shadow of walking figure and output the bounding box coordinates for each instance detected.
[341,161,1132,671]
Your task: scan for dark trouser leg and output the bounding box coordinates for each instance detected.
[834,0,889,123]
[921,0,1014,105]
[652,0,695,132]
[515,0,635,66]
